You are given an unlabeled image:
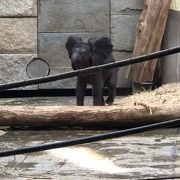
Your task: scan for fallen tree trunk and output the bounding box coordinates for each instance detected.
[0,104,180,128]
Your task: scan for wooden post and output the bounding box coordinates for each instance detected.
[126,0,172,84]
[162,0,180,83]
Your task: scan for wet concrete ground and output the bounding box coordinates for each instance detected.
[0,97,179,179]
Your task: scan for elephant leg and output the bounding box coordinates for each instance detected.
[106,85,116,105]
[106,73,117,105]
[92,73,105,106]
[76,77,87,106]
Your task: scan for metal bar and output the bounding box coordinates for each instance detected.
[0,46,180,90]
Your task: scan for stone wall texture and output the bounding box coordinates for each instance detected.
[38,0,109,33]
[0,0,37,17]
[0,0,37,89]
[0,54,38,90]
[0,0,144,89]
[0,18,37,54]
[111,0,144,87]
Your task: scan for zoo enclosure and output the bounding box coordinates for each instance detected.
[0,0,180,91]
[0,0,144,90]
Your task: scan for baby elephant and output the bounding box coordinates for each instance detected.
[66,36,117,106]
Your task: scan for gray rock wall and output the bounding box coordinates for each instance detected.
[38,0,110,89]
[0,0,37,89]
[111,0,144,87]
[0,0,37,17]
[0,18,37,54]
[0,0,144,90]
[38,0,109,33]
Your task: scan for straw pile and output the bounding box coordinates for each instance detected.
[115,83,180,106]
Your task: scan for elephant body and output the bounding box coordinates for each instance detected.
[66,36,117,106]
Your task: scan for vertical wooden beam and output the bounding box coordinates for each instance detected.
[126,0,172,84]
[162,0,180,83]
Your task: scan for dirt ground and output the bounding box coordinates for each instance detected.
[0,127,179,180]
[0,90,179,179]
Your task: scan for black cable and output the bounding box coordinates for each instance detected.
[0,118,179,157]
[0,46,180,90]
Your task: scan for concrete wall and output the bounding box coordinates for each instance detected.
[0,0,144,89]
[111,0,144,87]
[0,0,37,89]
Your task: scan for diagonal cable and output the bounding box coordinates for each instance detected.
[0,118,179,157]
[0,46,180,90]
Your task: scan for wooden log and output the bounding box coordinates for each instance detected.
[126,0,172,83]
[0,104,180,128]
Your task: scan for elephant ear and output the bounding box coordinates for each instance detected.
[94,37,113,58]
[88,37,97,52]
[65,36,82,58]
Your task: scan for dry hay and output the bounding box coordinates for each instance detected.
[115,83,180,107]
[0,162,22,176]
